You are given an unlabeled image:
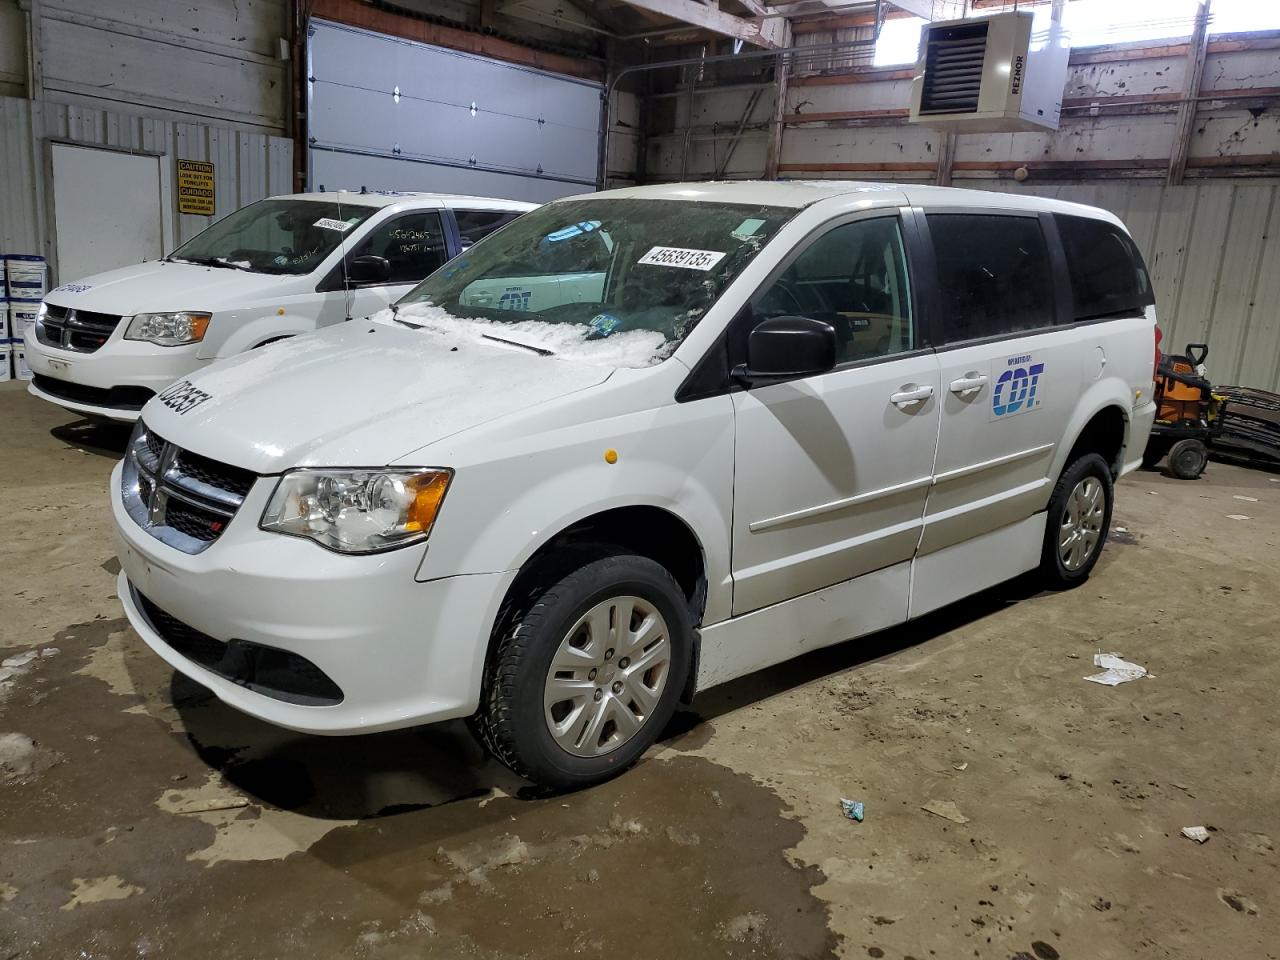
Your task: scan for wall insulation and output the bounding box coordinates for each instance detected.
[0,96,293,287]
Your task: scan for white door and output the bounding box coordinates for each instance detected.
[730,215,941,616]
[338,210,452,321]
[51,143,168,284]
[919,212,1081,555]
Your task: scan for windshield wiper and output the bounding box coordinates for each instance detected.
[168,255,247,271]
[482,332,554,357]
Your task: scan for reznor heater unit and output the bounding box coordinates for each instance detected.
[909,10,1070,133]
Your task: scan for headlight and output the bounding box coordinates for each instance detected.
[125,311,212,346]
[260,468,452,554]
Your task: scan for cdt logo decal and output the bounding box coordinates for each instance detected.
[990,354,1045,420]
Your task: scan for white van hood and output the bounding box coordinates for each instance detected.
[138,321,613,473]
[44,260,298,314]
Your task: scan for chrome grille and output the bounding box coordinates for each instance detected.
[37,304,124,353]
[121,422,258,554]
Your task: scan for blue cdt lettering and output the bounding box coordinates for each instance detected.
[992,362,1045,416]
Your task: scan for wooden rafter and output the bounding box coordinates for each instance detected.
[615,0,788,48]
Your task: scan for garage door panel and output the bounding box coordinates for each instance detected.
[308,18,600,202]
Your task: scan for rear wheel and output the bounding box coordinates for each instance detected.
[1166,438,1208,480]
[473,552,692,791]
[1041,453,1113,587]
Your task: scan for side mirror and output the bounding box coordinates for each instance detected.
[348,255,390,285]
[732,315,837,387]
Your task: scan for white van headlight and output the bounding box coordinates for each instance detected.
[125,312,212,346]
[260,468,452,554]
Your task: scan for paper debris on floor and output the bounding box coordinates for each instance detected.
[921,800,969,824]
[1084,652,1148,686]
[1181,825,1210,843]
[1233,495,1258,502]
[1226,514,1251,521]
[839,798,864,822]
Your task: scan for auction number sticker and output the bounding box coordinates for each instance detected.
[638,246,726,271]
[314,218,355,232]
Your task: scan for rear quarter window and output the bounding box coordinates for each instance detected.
[1054,214,1154,321]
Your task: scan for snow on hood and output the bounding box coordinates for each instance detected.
[42,259,298,315]
[138,320,617,473]
[383,302,674,369]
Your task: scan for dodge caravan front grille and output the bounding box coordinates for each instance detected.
[36,305,124,353]
[121,421,258,554]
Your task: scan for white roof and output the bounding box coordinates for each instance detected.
[565,179,1117,222]
[277,191,537,211]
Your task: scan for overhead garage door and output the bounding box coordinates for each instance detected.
[307,19,601,203]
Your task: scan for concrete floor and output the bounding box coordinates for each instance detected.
[2,378,1279,960]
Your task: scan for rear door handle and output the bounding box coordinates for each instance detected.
[949,373,989,396]
[890,384,934,408]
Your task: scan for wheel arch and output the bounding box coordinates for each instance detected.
[1062,402,1129,478]
[489,504,709,705]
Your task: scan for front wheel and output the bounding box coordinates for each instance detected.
[1166,438,1208,480]
[473,552,692,791]
[1041,453,1114,588]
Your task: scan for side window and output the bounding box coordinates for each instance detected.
[355,212,448,284]
[455,209,522,248]
[755,216,914,364]
[1055,214,1154,321]
[927,214,1055,343]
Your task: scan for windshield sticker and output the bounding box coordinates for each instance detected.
[53,282,93,294]
[156,379,212,416]
[732,218,766,241]
[637,246,726,271]
[313,217,355,232]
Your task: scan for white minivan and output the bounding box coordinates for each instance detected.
[24,191,534,422]
[110,181,1159,789]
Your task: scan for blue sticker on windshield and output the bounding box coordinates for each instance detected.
[273,255,289,266]
[545,220,602,243]
[589,313,620,337]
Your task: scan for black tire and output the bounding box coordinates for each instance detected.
[473,551,692,791]
[1040,453,1114,588]
[1166,438,1208,480]
[1141,437,1170,469]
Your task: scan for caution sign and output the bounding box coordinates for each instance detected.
[177,159,215,216]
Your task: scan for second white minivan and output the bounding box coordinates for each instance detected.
[24,191,534,422]
[110,181,1159,790]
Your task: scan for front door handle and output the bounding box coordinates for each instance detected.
[890,384,934,408]
[949,372,989,396]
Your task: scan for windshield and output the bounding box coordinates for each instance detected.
[394,197,794,367]
[168,198,379,275]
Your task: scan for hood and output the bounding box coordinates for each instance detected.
[138,321,614,473]
[44,260,299,315]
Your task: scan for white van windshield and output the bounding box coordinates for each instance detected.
[168,198,379,275]
[394,198,793,366]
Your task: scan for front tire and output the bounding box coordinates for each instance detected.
[1166,438,1208,480]
[1041,453,1114,587]
[474,552,692,791]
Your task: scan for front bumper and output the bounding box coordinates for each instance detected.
[24,330,204,421]
[111,461,514,734]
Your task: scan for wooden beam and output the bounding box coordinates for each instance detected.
[791,66,915,86]
[764,20,791,178]
[307,0,601,80]
[884,0,964,20]
[934,130,955,186]
[1168,0,1211,186]
[615,0,787,48]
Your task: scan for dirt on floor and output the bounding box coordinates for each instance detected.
[1,379,1278,960]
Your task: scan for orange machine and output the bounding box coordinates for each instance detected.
[1144,341,1222,479]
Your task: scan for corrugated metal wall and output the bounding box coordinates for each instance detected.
[979,180,1280,392]
[0,96,293,286]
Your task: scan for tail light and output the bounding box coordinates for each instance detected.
[1153,324,1163,380]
